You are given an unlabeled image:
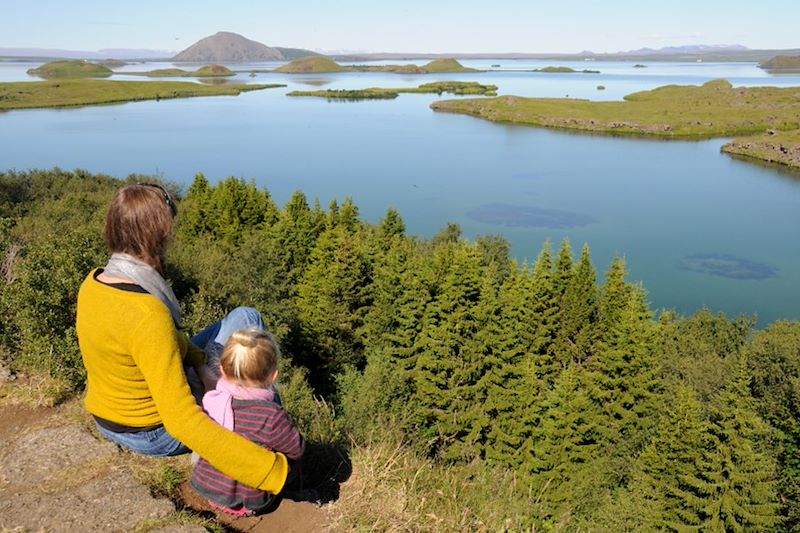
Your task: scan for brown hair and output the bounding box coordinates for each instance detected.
[104,185,174,274]
[220,327,280,385]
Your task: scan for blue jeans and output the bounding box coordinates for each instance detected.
[97,306,265,457]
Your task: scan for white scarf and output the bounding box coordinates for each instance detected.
[102,252,182,328]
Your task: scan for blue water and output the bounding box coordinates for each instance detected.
[2,59,800,325]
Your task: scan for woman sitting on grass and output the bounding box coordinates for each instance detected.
[76,183,288,496]
[191,327,305,516]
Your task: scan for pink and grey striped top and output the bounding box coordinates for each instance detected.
[190,398,305,514]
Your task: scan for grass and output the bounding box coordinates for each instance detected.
[0,79,285,111]
[329,429,541,532]
[288,81,498,100]
[26,60,113,79]
[431,79,800,138]
[722,129,800,169]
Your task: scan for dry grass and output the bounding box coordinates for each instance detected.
[330,431,538,532]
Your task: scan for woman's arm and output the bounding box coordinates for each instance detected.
[130,304,288,493]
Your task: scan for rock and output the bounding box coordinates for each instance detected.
[1,425,117,485]
[0,470,174,532]
[0,423,175,531]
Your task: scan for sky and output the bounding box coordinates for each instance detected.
[2,0,799,54]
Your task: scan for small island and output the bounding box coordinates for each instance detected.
[532,66,600,74]
[27,60,113,79]
[0,79,285,111]
[430,79,800,169]
[275,56,346,73]
[759,55,800,71]
[288,81,498,100]
[131,64,237,78]
[275,56,479,74]
[633,64,648,68]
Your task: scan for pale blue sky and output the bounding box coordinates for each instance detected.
[2,0,798,53]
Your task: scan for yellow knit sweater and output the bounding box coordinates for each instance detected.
[76,269,287,493]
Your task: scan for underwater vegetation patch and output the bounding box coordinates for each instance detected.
[467,203,595,229]
[677,253,779,280]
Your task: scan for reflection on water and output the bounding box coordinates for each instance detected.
[677,253,779,280]
[467,203,596,229]
[295,78,334,87]
[197,77,237,85]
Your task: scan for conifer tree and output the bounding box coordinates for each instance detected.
[698,356,781,532]
[411,243,485,457]
[296,225,372,377]
[554,244,597,367]
[628,385,710,531]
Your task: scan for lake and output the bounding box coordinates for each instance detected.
[2,59,800,325]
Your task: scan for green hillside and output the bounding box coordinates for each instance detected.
[275,56,346,73]
[420,58,478,73]
[26,60,113,79]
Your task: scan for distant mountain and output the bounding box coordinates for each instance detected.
[0,48,173,60]
[615,44,749,55]
[172,32,319,62]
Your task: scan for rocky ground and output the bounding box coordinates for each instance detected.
[0,392,332,532]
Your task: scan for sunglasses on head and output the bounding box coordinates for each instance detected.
[140,183,177,218]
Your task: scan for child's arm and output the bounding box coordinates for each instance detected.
[267,408,305,461]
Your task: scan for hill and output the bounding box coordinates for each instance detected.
[26,60,112,79]
[173,31,317,62]
[138,64,236,78]
[759,55,800,70]
[421,58,477,73]
[276,56,346,73]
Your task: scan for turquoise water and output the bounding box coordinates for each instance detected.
[2,60,800,325]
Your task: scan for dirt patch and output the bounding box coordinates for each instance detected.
[180,482,330,532]
[0,402,50,444]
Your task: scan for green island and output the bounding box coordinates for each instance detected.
[633,63,648,68]
[131,64,237,78]
[26,60,113,79]
[275,56,479,74]
[759,55,800,70]
[722,129,800,168]
[532,66,600,74]
[431,79,800,168]
[0,79,284,111]
[287,81,498,100]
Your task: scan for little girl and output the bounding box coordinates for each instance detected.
[190,327,305,516]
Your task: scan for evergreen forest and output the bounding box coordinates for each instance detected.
[1,168,798,532]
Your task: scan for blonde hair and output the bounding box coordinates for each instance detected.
[220,327,280,385]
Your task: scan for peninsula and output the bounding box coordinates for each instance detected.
[0,79,284,111]
[430,79,800,168]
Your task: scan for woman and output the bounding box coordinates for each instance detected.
[76,183,287,494]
